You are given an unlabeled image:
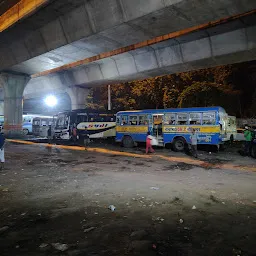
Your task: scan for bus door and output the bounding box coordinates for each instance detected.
[152,114,163,138]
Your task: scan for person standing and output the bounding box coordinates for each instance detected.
[146,132,155,154]
[47,125,52,144]
[244,126,252,156]
[72,123,77,143]
[0,130,5,170]
[190,128,198,158]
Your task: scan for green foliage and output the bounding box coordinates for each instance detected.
[178,82,240,114]
[87,64,252,117]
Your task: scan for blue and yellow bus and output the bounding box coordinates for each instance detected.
[116,107,229,151]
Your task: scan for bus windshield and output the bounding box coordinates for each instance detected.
[56,114,69,130]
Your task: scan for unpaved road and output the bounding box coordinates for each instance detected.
[0,142,255,256]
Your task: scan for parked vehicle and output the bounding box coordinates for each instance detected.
[236,128,245,141]
[54,109,116,145]
[116,107,230,151]
[32,116,56,137]
[226,116,237,143]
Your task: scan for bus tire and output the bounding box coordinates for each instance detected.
[23,129,29,135]
[219,144,226,151]
[172,137,186,152]
[122,136,134,148]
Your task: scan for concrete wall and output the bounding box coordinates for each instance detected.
[1,0,256,74]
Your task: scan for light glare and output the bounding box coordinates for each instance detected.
[44,95,57,107]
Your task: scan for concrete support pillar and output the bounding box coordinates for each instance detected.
[0,101,3,115]
[0,73,30,137]
[67,86,90,110]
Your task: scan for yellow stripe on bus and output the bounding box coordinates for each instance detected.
[116,126,148,133]
[163,126,220,133]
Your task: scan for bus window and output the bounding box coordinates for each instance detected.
[189,113,201,125]
[129,115,138,125]
[138,115,147,125]
[165,113,176,125]
[33,120,40,126]
[202,112,216,125]
[41,119,48,126]
[177,113,188,125]
[116,116,121,125]
[121,115,128,125]
[77,114,87,123]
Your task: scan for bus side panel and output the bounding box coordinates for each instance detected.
[163,125,221,145]
[116,125,148,143]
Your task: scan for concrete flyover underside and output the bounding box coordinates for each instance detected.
[23,13,256,100]
[0,0,256,74]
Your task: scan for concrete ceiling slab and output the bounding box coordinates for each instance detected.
[206,19,245,37]
[99,23,151,46]
[10,59,59,75]
[241,13,256,26]
[176,30,209,44]
[150,38,179,50]
[134,51,159,72]
[211,29,247,57]
[49,0,84,14]
[129,6,195,37]
[181,37,211,62]
[115,56,137,76]
[60,5,93,43]
[72,68,89,85]
[120,0,165,21]
[72,34,121,54]
[247,26,256,50]
[24,30,47,58]
[85,0,124,32]
[129,46,154,56]
[10,40,31,64]
[40,18,67,51]
[99,59,119,79]
[155,44,183,68]
[37,52,73,65]
[85,64,103,82]
[112,52,133,61]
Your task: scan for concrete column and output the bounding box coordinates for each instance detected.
[0,73,30,137]
[0,87,3,115]
[67,86,90,110]
[0,101,3,115]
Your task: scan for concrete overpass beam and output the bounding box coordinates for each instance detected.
[67,86,90,110]
[0,73,30,137]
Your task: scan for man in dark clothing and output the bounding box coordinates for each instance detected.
[0,130,5,170]
[244,126,252,156]
[47,125,52,144]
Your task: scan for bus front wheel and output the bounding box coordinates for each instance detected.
[23,129,29,135]
[172,137,186,152]
[122,136,134,148]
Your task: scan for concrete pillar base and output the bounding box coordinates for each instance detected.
[67,86,90,110]
[0,72,30,138]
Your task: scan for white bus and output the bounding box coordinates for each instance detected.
[32,116,56,137]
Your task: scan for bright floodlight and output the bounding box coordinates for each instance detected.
[44,95,57,107]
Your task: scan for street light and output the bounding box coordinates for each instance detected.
[44,95,57,107]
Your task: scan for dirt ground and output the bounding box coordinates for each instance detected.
[0,141,255,256]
